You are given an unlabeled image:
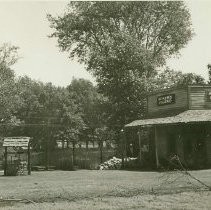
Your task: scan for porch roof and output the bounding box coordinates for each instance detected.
[125,110,211,127]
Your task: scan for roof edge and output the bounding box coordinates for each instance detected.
[147,84,211,96]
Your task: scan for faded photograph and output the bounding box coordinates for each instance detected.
[0,1,211,209]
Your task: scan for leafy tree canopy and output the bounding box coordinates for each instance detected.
[67,78,112,144]
[48,1,193,126]
[0,43,20,122]
[208,64,211,84]
[0,43,19,68]
[149,68,205,91]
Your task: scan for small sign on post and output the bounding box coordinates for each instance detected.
[3,137,30,147]
[3,137,31,176]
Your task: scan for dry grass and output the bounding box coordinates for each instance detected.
[0,169,211,209]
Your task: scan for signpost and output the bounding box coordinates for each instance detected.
[3,137,31,176]
[3,137,30,147]
[137,130,142,162]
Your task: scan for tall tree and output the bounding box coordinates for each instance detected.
[0,43,20,123]
[56,86,85,149]
[48,1,193,127]
[67,78,108,144]
[149,68,205,91]
[0,43,19,67]
[67,78,105,129]
[208,64,211,84]
[15,76,85,150]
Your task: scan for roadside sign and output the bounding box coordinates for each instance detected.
[3,137,30,147]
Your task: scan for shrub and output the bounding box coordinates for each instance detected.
[98,157,138,170]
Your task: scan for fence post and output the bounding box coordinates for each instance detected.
[4,147,7,176]
[120,129,125,169]
[28,142,31,175]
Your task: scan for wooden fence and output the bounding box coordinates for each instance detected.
[31,148,116,170]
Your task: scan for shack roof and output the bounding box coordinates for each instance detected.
[146,84,211,96]
[125,110,211,127]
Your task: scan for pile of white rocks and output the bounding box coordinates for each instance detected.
[98,157,137,170]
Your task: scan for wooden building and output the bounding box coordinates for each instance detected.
[125,85,211,169]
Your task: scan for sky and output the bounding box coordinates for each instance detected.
[0,1,211,87]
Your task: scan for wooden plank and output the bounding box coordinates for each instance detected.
[148,107,187,117]
[189,87,208,110]
[148,88,188,117]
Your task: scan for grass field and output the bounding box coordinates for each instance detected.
[1,169,211,209]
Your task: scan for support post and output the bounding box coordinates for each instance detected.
[45,138,49,170]
[4,147,7,176]
[154,126,160,169]
[120,129,125,169]
[85,139,88,169]
[28,143,31,175]
[137,129,142,162]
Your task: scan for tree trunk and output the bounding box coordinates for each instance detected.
[85,139,88,169]
[45,139,49,170]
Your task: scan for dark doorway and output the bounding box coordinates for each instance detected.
[183,125,207,169]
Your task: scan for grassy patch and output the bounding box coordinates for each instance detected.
[0,170,211,209]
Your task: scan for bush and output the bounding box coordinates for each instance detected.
[98,157,138,170]
[98,157,122,170]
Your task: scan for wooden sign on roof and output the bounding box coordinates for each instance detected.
[147,85,211,118]
[3,137,30,147]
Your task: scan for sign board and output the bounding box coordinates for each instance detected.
[157,94,175,106]
[3,137,30,147]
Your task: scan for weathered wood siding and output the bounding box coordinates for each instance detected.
[147,87,188,117]
[156,127,168,159]
[189,86,211,110]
